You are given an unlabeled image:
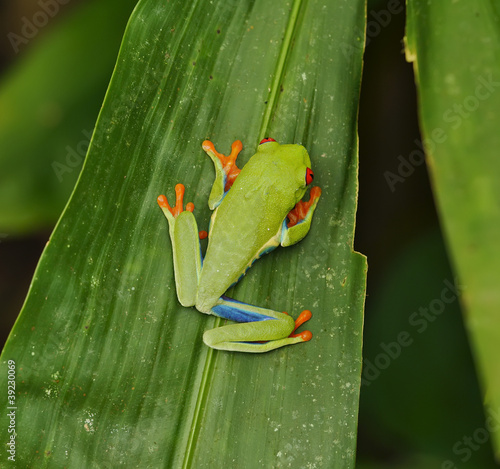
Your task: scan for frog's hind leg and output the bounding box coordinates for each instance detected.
[203,296,312,353]
[157,184,202,307]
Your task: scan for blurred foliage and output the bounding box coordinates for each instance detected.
[358,229,497,468]
[0,0,138,234]
[357,0,500,467]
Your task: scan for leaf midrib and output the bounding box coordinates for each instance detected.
[180,0,304,466]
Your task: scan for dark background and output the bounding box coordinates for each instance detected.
[0,1,497,467]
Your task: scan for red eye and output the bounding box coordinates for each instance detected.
[259,137,276,145]
[305,168,314,185]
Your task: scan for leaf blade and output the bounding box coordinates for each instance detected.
[1,0,366,467]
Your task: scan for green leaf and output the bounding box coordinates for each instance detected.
[0,0,137,234]
[405,0,500,456]
[1,0,366,466]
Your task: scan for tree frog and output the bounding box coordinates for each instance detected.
[157,138,321,353]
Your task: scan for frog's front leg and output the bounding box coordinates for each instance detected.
[202,139,242,209]
[157,184,202,308]
[281,186,322,247]
[203,297,312,353]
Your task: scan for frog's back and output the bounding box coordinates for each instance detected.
[195,151,300,313]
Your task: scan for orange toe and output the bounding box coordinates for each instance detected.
[292,309,312,334]
[291,330,313,341]
[157,184,194,218]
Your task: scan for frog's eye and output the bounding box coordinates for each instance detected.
[305,168,314,185]
[259,137,276,145]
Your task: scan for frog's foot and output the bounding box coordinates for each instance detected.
[157,183,194,219]
[288,309,313,340]
[287,186,322,227]
[202,140,242,191]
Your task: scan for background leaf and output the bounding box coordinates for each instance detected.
[0,0,137,234]
[1,0,366,467]
[405,0,500,457]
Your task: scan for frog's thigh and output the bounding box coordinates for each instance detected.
[203,298,303,353]
[170,211,202,307]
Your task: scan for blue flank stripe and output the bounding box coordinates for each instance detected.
[227,243,279,289]
[213,297,275,323]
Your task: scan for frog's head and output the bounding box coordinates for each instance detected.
[257,138,314,203]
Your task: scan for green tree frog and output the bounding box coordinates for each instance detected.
[157,138,321,353]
